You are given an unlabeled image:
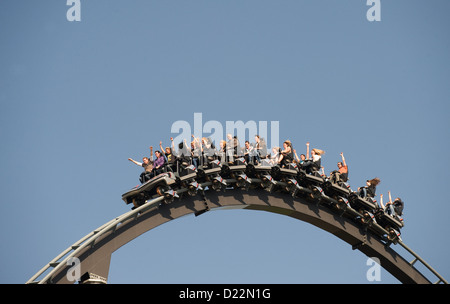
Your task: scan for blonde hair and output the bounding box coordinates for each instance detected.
[312,148,325,155]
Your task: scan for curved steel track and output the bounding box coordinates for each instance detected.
[26,172,448,284]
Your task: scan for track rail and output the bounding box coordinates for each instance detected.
[26,167,448,284]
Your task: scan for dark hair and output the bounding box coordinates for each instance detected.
[394,198,404,215]
[367,177,380,186]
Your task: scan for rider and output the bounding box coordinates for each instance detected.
[301,142,325,174]
[151,150,166,177]
[279,140,294,167]
[160,139,176,171]
[330,152,348,184]
[380,191,404,218]
[128,146,154,183]
[358,177,380,198]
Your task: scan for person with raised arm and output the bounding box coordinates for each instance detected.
[202,137,217,164]
[160,139,176,171]
[293,149,306,166]
[190,135,202,168]
[330,152,348,184]
[301,142,325,174]
[381,191,405,218]
[338,152,348,181]
[128,146,154,183]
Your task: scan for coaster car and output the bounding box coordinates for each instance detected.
[122,155,406,247]
[122,172,177,206]
[348,192,378,214]
[374,209,404,243]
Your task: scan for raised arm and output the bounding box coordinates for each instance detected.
[192,135,202,151]
[340,152,347,167]
[184,138,191,154]
[306,142,310,159]
[293,149,300,162]
[379,194,385,208]
[170,137,177,156]
[128,158,141,166]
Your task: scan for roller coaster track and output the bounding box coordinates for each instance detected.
[26,165,448,284]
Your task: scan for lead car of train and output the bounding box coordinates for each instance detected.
[122,157,404,245]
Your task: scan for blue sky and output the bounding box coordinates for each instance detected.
[1,0,449,284]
